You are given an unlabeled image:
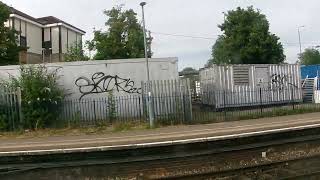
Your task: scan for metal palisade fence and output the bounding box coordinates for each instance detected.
[59,79,192,126]
[4,78,320,131]
[201,87,302,109]
[191,87,314,124]
[142,79,193,124]
[0,87,21,131]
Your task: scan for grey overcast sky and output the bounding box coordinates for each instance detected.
[2,0,320,70]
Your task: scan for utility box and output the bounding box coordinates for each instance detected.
[200,64,302,108]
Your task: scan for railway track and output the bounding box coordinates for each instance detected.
[167,147,320,180]
[283,171,320,180]
[3,127,320,179]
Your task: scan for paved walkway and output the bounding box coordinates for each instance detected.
[1,112,320,156]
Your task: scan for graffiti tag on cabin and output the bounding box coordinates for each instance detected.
[270,74,298,90]
[75,72,141,100]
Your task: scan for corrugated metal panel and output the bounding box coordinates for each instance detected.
[200,64,302,108]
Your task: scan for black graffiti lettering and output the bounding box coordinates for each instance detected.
[75,72,141,100]
[271,74,297,90]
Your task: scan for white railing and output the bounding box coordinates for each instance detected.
[314,90,320,103]
[302,75,309,88]
[314,77,318,90]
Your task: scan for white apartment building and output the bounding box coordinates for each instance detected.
[6,7,85,64]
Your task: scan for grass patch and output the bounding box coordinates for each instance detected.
[0,121,150,139]
[190,104,320,125]
[112,120,150,132]
[2,104,320,139]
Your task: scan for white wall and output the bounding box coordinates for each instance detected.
[13,17,20,33]
[44,28,50,42]
[8,16,84,57]
[13,18,20,45]
[67,30,77,48]
[0,58,179,100]
[44,26,82,54]
[4,18,11,27]
[10,17,42,54]
[13,18,27,37]
[51,27,60,54]
[61,26,68,54]
[76,32,82,45]
[20,20,26,37]
[26,23,42,54]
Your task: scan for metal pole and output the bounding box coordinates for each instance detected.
[42,49,45,63]
[148,30,153,56]
[298,26,305,55]
[16,87,23,129]
[298,28,302,55]
[140,2,154,128]
[141,2,150,82]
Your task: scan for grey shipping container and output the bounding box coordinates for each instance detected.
[200,64,303,108]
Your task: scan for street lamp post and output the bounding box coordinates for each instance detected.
[140,2,154,128]
[298,26,305,55]
[140,2,150,82]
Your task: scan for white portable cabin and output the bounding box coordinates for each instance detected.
[200,64,302,108]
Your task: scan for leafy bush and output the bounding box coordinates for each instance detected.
[9,65,64,130]
[65,42,89,62]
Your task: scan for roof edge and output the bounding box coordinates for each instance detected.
[9,8,85,34]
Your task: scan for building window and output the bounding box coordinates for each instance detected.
[20,36,27,47]
[43,41,52,49]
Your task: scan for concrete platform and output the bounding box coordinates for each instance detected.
[1,112,320,156]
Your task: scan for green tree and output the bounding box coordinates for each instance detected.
[180,67,199,97]
[299,48,320,65]
[211,36,230,65]
[88,6,152,60]
[180,67,198,75]
[64,42,89,62]
[0,2,22,65]
[180,67,199,83]
[209,6,285,65]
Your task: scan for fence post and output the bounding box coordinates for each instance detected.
[15,87,23,130]
[142,81,155,128]
[183,79,193,123]
[148,82,155,128]
[223,90,227,121]
[187,79,193,123]
[93,99,97,124]
[138,96,142,121]
[259,88,263,114]
[291,87,295,110]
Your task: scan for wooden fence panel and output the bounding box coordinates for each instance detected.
[0,87,20,131]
